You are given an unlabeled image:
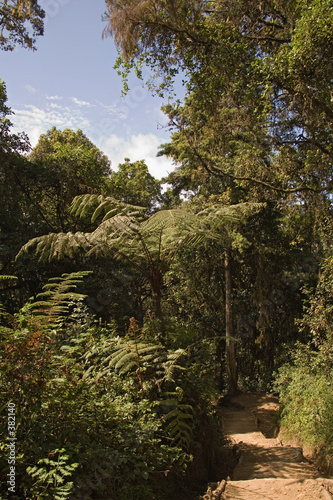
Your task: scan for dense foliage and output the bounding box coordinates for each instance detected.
[0,0,333,496]
[0,273,221,499]
[275,252,333,470]
[0,0,44,51]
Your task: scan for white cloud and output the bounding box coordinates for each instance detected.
[49,103,71,111]
[11,104,91,146]
[25,85,38,93]
[9,99,175,179]
[71,97,92,107]
[103,133,174,179]
[46,95,63,100]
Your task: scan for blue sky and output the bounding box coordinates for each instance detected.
[0,0,179,178]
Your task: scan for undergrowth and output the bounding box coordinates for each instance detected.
[0,272,220,499]
[275,255,333,472]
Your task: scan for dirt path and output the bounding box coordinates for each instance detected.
[208,393,333,500]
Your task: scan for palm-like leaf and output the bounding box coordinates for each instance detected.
[30,271,91,323]
[17,232,91,263]
[18,201,264,264]
[70,193,145,223]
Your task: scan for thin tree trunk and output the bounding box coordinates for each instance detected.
[151,270,165,344]
[225,248,237,395]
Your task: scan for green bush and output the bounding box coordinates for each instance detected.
[0,272,221,499]
[275,344,333,463]
[0,274,191,499]
[275,255,333,470]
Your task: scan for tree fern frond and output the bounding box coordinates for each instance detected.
[92,215,139,238]
[71,194,105,220]
[92,198,122,222]
[87,218,138,257]
[198,202,266,227]
[17,233,92,262]
[70,193,145,224]
[143,209,197,233]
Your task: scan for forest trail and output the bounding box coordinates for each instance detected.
[209,393,333,500]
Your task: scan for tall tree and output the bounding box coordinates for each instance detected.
[28,127,112,232]
[108,158,162,212]
[0,79,32,270]
[103,0,333,198]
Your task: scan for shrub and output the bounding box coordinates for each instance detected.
[0,274,190,499]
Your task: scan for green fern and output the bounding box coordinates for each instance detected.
[30,271,92,326]
[90,335,167,397]
[198,202,265,229]
[0,275,17,280]
[27,448,79,500]
[17,232,91,263]
[162,348,187,383]
[70,193,144,222]
[162,396,193,449]
[82,330,194,449]
[83,324,189,398]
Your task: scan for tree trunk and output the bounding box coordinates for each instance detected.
[151,270,165,344]
[225,248,237,395]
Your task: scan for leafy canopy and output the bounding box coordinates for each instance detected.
[108,158,162,212]
[104,0,333,197]
[0,0,45,51]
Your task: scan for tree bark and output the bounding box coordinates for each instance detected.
[225,248,238,395]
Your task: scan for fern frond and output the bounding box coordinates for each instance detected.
[0,275,17,281]
[198,202,266,228]
[107,339,166,375]
[162,401,193,448]
[143,209,197,233]
[91,215,139,239]
[29,271,91,324]
[17,232,92,262]
[71,194,104,220]
[70,193,145,223]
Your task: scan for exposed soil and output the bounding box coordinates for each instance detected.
[203,393,333,500]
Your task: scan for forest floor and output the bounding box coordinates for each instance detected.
[205,393,333,500]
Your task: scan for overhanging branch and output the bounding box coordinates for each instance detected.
[191,145,327,194]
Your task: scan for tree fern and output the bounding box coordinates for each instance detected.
[16,201,267,345]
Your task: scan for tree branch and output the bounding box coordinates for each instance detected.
[191,145,326,194]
